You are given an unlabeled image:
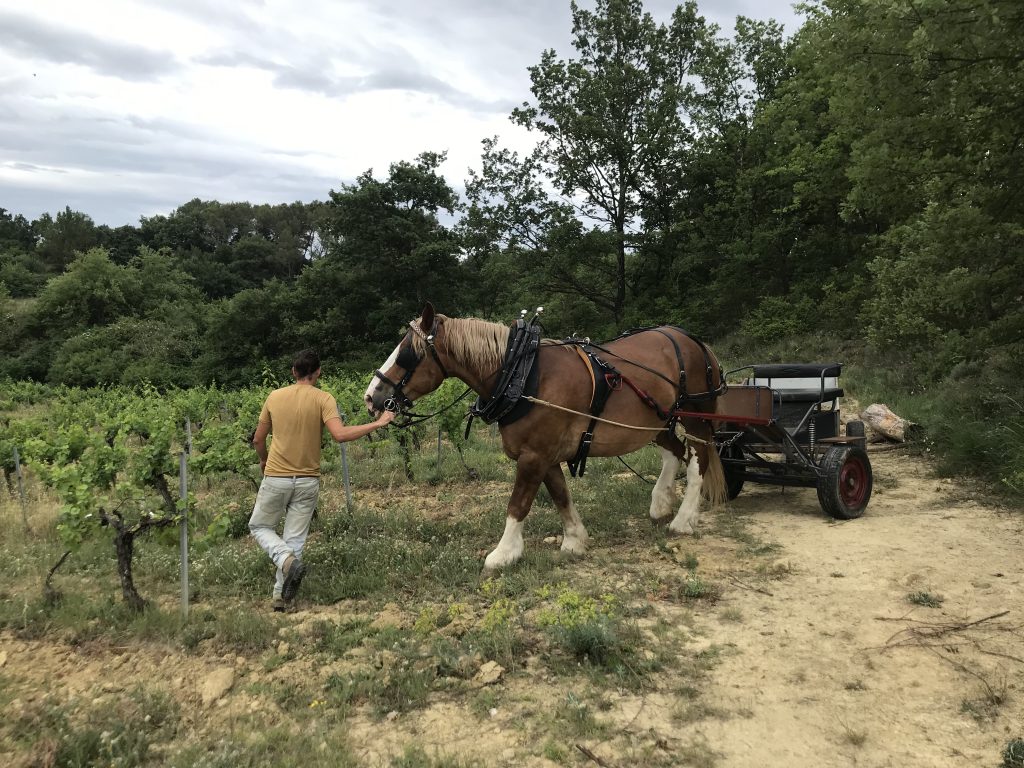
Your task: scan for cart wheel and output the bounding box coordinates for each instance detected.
[722,444,745,500]
[845,420,865,438]
[817,445,872,519]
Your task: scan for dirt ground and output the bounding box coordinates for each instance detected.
[2,445,1023,767]
[691,448,1023,767]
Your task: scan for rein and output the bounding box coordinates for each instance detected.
[521,395,710,445]
[389,386,474,428]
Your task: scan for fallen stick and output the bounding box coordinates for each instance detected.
[726,574,774,596]
[576,744,615,767]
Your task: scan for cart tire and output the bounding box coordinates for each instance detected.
[817,445,872,519]
[845,420,865,438]
[722,444,745,500]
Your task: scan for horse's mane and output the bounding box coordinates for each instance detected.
[411,315,510,373]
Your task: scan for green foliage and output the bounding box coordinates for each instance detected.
[740,294,819,345]
[536,586,642,673]
[1003,738,1024,768]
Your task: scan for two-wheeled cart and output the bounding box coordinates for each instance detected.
[680,363,872,519]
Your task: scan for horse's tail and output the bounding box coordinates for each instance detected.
[701,444,728,508]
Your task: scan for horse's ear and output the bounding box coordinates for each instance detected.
[421,302,436,330]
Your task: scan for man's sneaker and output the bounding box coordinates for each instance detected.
[281,555,307,602]
[271,596,287,612]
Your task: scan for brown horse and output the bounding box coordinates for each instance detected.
[365,303,727,571]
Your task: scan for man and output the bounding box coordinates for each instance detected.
[250,348,395,611]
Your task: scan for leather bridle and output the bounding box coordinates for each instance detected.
[373,318,450,414]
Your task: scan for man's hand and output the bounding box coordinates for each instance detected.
[377,410,397,426]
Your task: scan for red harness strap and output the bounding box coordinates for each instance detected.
[619,375,670,421]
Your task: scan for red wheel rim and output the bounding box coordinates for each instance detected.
[839,455,868,508]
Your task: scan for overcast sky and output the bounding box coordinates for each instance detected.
[0,0,802,227]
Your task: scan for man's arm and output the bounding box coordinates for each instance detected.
[252,421,271,473]
[325,410,395,443]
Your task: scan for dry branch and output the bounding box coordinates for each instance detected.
[726,574,774,596]
[576,744,616,767]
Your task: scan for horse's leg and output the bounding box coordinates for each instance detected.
[655,430,702,535]
[649,446,680,523]
[671,450,703,534]
[484,455,547,572]
[542,464,589,555]
[669,420,727,533]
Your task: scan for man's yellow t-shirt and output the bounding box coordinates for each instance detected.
[259,384,339,477]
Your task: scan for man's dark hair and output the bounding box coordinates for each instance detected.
[292,349,321,378]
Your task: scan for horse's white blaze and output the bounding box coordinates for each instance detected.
[649,447,680,521]
[484,516,525,569]
[559,500,590,554]
[669,453,703,534]
[364,342,402,407]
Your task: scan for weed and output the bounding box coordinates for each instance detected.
[310,616,373,657]
[542,740,569,763]
[676,738,718,767]
[9,685,180,768]
[555,692,609,739]
[469,688,500,719]
[1002,738,1024,768]
[167,720,359,767]
[537,588,643,675]
[840,721,868,747]
[206,607,278,653]
[907,591,944,608]
[672,700,726,724]
[719,607,743,623]
[247,679,307,711]
[679,573,722,602]
[391,744,486,767]
[324,641,439,719]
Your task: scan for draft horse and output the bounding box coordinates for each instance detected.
[365,303,727,572]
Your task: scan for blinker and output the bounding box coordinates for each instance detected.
[396,345,419,370]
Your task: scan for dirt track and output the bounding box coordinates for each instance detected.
[693,448,1024,767]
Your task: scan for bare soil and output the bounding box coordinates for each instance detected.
[2,446,1023,767]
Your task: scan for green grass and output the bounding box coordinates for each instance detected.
[4,685,180,768]
[390,745,487,768]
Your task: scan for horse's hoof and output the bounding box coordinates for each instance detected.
[558,546,587,558]
[480,565,500,580]
[649,515,672,528]
[559,536,589,556]
[667,523,695,536]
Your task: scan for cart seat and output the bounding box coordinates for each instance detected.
[771,387,844,404]
[748,363,844,405]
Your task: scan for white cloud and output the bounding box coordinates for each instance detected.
[0,0,800,226]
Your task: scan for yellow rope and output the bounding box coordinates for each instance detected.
[522,395,710,445]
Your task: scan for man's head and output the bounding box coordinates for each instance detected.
[292,349,321,380]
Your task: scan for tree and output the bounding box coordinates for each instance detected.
[33,207,100,273]
[509,0,710,322]
[32,248,138,339]
[796,0,1024,379]
[295,152,462,361]
[140,199,322,297]
[0,208,35,252]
